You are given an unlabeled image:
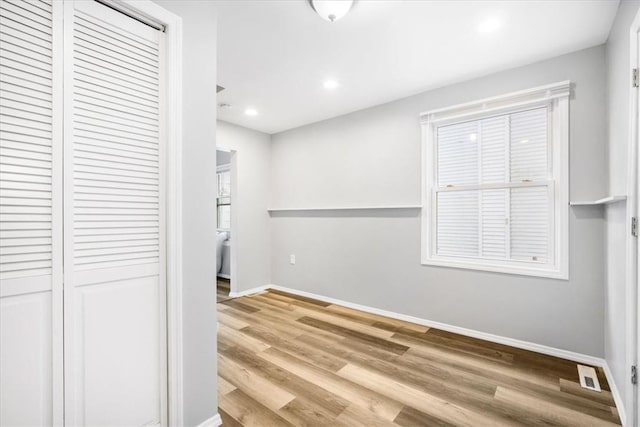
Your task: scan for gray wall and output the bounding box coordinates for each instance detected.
[605,0,640,420]
[153,1,218,425]
[217,121,271,293]
[270,46,607,357]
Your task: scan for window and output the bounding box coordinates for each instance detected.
[421,82,570,279]
[217,168,231,230]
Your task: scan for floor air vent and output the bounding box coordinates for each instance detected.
[577,364,601,392]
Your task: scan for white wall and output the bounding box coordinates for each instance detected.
[217,121,272,293]
[217,150,231,166]
[152,1,218,425]
[605,0,640,421]
[270,46,607,357]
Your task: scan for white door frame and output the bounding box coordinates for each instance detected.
[88,1,185,425]
[631,8,640,427]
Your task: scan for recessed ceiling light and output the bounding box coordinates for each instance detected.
[477,17,501,33]
[245,108,258,116]
[323,80,339,90]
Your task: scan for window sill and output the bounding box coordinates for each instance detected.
[421,257,568,280]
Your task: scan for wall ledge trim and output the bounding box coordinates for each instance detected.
[267,205,421,212]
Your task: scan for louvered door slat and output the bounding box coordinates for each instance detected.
[0,5,51,35]
[0,0,54,282]
[0,36,52,64]
[0,69,52,95]
[70,1,160,273]
[1,0,51,26]
[75,94,159,121]
[73,21,158,61]
[0,24,52,51]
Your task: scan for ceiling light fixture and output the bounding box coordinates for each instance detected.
[311,0,353,22]
[245,108,258,116]
[323,79,339,89]
[477,17,501,33]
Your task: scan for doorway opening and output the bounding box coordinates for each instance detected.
[216,148,236,302]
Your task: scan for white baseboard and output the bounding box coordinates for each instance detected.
[240,284,603,368]
[603,361,628,426]
[195,413,222,427]
[228,285,269,298]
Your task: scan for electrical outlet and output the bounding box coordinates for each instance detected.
[289,254,296,265]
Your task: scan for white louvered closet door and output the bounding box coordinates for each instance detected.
[63,1,166,425]
[0,0,63,425]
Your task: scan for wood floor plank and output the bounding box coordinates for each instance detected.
[219,389,295,427]
[335,403,400,427]
[395,350,620,424]
[493,386,621,427]
[559,378,616,406]
[393,405,458,427]
[292,304,397,340]
[391,332,561,391]
[220,299,261,313]
[217,279,232,303]
[219,408,243,427]
[297,316,410,355]
[277,397,352,427]
[337,363,516,427]
[221,306,305,340]
[217,291,622,426]
[218,376,237,396]
[324,303,431,333]
[218,310,251,330]
[221,345,350,417]
[219,353,296,411]
[218,323,270,353]
[242,325,348,372]
[258,347,405,421]
[407,328,515,365]
[294,329,501,403]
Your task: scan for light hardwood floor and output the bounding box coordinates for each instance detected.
[217,278,231,303]
[217,290,621,426]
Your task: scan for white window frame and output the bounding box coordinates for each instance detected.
[421,81,570,280]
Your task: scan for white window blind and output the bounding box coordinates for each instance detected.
[0,0,55,280]
[435,107,549,263]
[422,83,569,279]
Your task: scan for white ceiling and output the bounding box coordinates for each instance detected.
[215,0,619,135]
